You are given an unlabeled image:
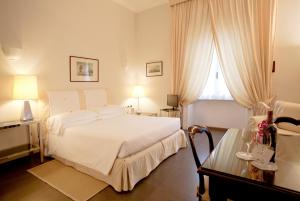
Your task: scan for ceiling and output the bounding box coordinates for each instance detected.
[112,0,168,13]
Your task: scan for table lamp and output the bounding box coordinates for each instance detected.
[132,85,144,114]
[13,75,38,121]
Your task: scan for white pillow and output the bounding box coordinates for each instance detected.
[273,101,300,133]
[277,122,300,134]
[90,105,125,119]
[47,110,99,135]
[51,110,98,123]
[48,90,80,116]
[83,89,107,109]
[274,101,300,120]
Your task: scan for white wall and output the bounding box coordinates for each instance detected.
[0,0,136,150]
[191,101,249,129]
[133,4,172,114]
[273,0,300,103]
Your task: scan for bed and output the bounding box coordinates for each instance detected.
[45,89,187,191]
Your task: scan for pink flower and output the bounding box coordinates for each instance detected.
[256,120,268,144]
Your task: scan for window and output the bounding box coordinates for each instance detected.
[199,50,233,100]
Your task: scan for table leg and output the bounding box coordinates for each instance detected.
[37,123,44,163]
[28,125,33,149]
[209,177,227,201]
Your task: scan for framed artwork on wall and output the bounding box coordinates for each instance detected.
[69,56,99,82]
[146,61,163,77]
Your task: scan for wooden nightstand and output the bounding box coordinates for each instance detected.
[0,120,44,164]
[160,108,180,117]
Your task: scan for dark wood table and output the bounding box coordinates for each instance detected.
[201,128,300,201]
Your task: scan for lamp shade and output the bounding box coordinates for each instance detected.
[13,75,38,100]
[132,85,145,98]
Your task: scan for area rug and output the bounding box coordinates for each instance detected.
[28,160,108,201]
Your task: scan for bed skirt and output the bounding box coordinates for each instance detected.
[54,129,187,192]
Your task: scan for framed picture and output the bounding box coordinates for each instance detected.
[146,61,163,77]
[69,56,99,82]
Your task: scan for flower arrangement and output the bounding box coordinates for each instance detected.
[255,110,274,145]
[256,120,269,144]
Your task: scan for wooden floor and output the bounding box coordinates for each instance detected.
[0,129,225,201]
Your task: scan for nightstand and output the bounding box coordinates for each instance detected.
[160,108,180,117]
[0,120,44,164]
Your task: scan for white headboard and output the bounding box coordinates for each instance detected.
[47,90,80,116]
[83,88,107,109]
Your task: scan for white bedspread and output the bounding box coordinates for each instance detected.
[48,114,181,175]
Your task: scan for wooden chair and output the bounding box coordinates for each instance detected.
[274,117,300,126]
[188,125,214,201]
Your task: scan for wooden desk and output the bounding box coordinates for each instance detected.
[0,120,44,164]
[201,128,300,201]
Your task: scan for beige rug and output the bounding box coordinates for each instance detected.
[28,160,108,201]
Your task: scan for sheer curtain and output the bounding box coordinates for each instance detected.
[199,49,233,100]
[209,0,277,111]
[170,0,214,105]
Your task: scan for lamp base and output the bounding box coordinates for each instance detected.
[21,100,33,121]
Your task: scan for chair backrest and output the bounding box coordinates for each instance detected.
[188,125,214,169]
[275,117,300,126]
[188,125,214,196]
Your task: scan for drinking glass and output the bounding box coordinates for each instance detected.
[236,130,255,160]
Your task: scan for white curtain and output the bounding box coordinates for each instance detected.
[209,0,277,111]
[170,0,214,105]
[199,49,233,100]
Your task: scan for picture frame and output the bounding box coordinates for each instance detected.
[146,61,163,77]
[69,56,99,82]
